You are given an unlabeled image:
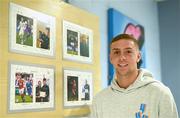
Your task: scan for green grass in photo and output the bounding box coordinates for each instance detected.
[15,95,33,103]
[16,33,33,46]
[67,50,78,55]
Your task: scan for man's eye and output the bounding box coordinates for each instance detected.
[126,50,132,53]
[114,51,119,55]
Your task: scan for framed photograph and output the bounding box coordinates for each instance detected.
[8,61,55,112]
[63,20,93,63]
[63,69,93,107]
[9,2,56,57]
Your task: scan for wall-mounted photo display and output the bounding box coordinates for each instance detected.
[63,69,93,107]
[8,61,55,112]
[9,2,56,57]
[63,20,93,63]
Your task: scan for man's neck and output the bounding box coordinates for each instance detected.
[116,70,139,89]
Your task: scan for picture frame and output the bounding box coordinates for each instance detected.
[8,61,55,112]
[9,2,56,57]
[63,20,93,64]
[63,69,93,107]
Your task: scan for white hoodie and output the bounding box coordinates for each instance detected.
[90,69,179,118]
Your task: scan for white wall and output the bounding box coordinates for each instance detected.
[68,0,161,88]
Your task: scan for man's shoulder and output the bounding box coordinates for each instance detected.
[93,86,112,100]
[147,80,172,95]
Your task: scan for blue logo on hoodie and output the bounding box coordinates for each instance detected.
[135,104,149,118]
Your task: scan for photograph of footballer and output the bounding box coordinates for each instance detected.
[67,29,78,55]
[9,62,54,112]
[63,20,93,63]
[67,75,79,101]
[15,72,33,103]
[80,79,90,101]
[16,14,33,46]
[9,2,56,57]
[63,69,93,107]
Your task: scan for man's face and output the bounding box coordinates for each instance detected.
[38,81,41,86]
[16,74,21,79]
[43,80,46,85]
[110,39,141,77]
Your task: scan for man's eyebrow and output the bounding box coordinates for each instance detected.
[111,47,133,50]
[111,48,120,50]
[124,47,133,50]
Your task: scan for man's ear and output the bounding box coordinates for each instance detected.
[137,52,141,63]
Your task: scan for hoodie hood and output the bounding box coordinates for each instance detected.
[111,68,159,93]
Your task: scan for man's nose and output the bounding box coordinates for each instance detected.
[119,53,126,61]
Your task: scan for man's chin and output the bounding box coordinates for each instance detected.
[116,70,128,77]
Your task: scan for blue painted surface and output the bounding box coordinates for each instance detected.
[108,8,146,84]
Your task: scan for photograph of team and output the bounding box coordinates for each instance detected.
[15,72,33,103]
[16,14,33,46]
[36,21,50,50]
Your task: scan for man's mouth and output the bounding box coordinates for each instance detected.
[118,64,128,67]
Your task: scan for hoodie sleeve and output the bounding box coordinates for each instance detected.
[158,87,179,118]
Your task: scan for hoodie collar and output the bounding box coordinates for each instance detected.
[111,68,158,93]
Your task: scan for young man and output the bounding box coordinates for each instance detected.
[17,73,25,102]
[83,80,90,100]
[41,78,49,102]
[36,80,42,102]
[90,34,179,118]
[17,17,25,44]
